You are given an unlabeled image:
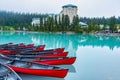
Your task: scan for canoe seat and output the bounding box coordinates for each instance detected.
[29,64,54,69]
[53,67,61,70]
[0,58,13,64]
[14,57,21,60]
[47,66,54,69]
[10,61,30,68]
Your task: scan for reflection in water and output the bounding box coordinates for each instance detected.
[0,31,15,36]
[1,32,120,80]
[0,32,120,54]
[28,33,120,50]
[19,74,65,80]
[58,65,76,73]
[31,37,40,45]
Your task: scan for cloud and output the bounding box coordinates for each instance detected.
[0,0,119,17]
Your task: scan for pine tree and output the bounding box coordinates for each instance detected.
[109,16,116,32]
[61,14,65,32]
[102,17,107,30]
[72,15,80,32]
[58,16,62,31]
[64,15,70,31]
[54,15,58,32]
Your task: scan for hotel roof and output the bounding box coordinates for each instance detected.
[79,22,88,26]
[62,4,77,8]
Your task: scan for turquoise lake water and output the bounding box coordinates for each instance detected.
[0,31,120,80]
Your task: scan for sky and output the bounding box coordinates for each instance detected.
[0,0,120,17]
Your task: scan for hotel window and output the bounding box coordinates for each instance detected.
[66,10,67,14]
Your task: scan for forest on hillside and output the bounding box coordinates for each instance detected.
[0,11,120,33]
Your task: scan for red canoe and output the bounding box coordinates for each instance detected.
[38,48,65,53]
[42,52,68,57]
[0,47,64,55]
[38,52,68,58]
[9,65,68,78]
[7,52,68,58]
[0,45,45,55]
[0,43,14,47]
[0,50,20,55]
[20,48,65,54]
[6,55,76,65]
[0,43,64,53]
[19,43,34,48]
[0,43,45,50]
[34,57,76,65]
[0,56,68,78]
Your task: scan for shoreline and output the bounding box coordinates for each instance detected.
[93,32,120,37]
[0,30,76,35]
[1,30,120,36]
